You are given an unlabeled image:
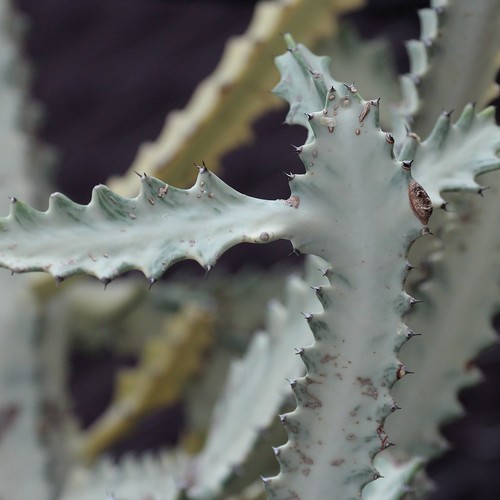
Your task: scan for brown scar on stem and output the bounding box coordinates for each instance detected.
[359,102,371,122]
[408,180,433,225]
[285,195,300,208]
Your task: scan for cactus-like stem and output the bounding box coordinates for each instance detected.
[263,93,425,499]
[0,76,428,498]
[387,175,500,458]
[396,0,500,139]
[0,171,295,282]
[186,258,328,498]
[275,38,500,210]
[403,104,500,208]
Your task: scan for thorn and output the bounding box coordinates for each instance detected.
[397,364,414,379]
[443,109,454,118]
[260,476,271,485]
[133,170,142,178]
[311,285,321,293]
[55,276,64,287]
[384,441,396,449]
[305,113,314,121]
[204,265,212,279]
[391,402,402,412]
[441,201,448,211]
[101,277,111,289]
[329,85,336,93]
[194,161,208,173]
[148,277,157,290]
[291,144,303,154]
[283,171,295,180]
[308,69,321,80]
[301,312,313,321]
[405,262,415,271]
[272,447,280,457]
[409,297,423,306]
[343,82,357,93]
[295,347,304,356]
[373,473,384,480]
[278,414,287,423]
[402,160,413,170]
[406,328,421,339]
[420,227,433,236]
[370,98,381,106]
[385,133,395,144]
[286,378,297,388]
[478,186,490,196]
[8,196,17,203]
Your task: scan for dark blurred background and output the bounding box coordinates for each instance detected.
[12,1,500,498]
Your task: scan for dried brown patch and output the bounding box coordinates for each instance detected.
[409,180,432,225]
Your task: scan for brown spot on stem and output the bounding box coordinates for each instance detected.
[320,354,335,364]
[408,180,432,225]
[285,195,300,209]
[359,102,371,122]
[357,377,378,399]
[296,449,314,465]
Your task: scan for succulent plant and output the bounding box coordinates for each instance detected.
[1,0,499,499]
